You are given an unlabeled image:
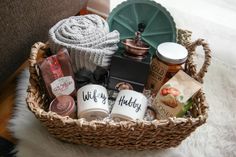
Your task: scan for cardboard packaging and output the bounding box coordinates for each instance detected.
[108,49,151,92]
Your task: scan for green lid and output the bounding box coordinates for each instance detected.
[108,0,176,55]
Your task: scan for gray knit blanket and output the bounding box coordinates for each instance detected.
[48,14,120,72]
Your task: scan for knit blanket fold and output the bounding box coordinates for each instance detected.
[48,14,120,72]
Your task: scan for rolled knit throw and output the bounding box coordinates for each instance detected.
[48,14,120,72]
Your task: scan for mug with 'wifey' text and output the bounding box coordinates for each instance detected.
[111,90,148,121]
[77,84,109,121]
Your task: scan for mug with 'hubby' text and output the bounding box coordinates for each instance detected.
[111,89,148,121]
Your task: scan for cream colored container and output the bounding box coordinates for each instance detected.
[77,84,109,121]
[111,90,148,121]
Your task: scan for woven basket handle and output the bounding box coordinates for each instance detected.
[185,39,211,83]
[28,42,48,86]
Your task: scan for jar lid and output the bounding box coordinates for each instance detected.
[49,95,75,116]
[156,42,188,64]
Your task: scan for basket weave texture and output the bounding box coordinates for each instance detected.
[27,29,211,150]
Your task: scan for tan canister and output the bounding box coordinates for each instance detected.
[77,84,109,121]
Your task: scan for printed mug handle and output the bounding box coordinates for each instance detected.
[185,39,212,83]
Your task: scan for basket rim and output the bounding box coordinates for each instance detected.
[26,28,211,129]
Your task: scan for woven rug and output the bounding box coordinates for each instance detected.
[8,56,236,157]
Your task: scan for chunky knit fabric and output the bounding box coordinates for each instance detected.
[48,14,120,72]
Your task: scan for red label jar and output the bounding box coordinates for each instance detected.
[146,42,188,95]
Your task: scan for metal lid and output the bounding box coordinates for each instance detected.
[156,42,188,64]
[108,0,176,55]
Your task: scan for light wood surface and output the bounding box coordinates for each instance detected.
[0,61,28,143]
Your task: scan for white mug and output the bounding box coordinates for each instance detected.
[77,84,109,121]
[111,90,148,121]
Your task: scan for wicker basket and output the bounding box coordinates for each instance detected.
[26,29,211,150]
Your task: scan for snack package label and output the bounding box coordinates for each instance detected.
[51,76,75,97]
[48,55,64,79]
[152,70,202,119]
[154,84,183,119]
